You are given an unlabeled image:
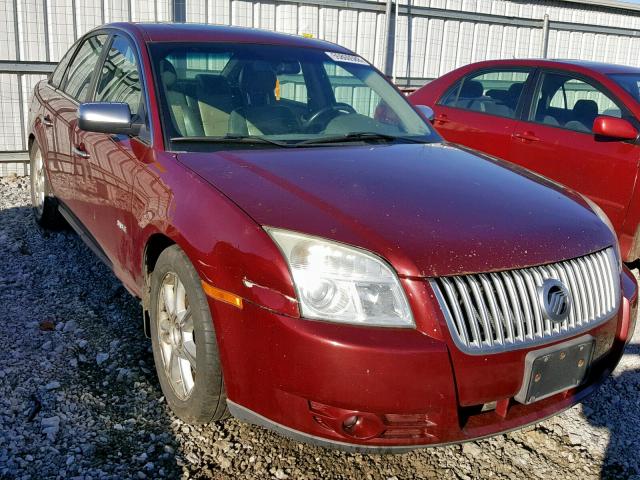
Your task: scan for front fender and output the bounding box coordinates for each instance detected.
[132,151,299,317]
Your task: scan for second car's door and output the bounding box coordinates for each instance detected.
[72,33,152,288]
[508,70,640,232]
[432,68,534,159]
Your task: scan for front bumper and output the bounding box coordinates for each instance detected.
[207,266,637,451]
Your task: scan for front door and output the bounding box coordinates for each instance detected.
[72,34,151,286]
[509,70,640,234]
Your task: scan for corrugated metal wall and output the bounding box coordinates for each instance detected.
[3,0,640,174]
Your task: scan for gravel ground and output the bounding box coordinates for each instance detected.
[0,174,639,480]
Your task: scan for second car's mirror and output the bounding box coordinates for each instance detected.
[78,102,141,136]
[415,105,435,122]
[593,116,638,140]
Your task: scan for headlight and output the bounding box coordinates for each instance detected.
[581,195,622,272]
[266,228,414,327]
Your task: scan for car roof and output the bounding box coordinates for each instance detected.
[105,22,351,54]
[465,58,640,76]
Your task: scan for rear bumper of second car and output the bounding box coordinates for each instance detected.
[206,266,637,451]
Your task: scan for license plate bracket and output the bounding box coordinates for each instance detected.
[514,335,594,405]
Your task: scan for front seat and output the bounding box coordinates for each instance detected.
[228,64,300,136]
[457,80,483,110]
[196,74,238,137]
[159,60,204,137]
[565,99,599,133]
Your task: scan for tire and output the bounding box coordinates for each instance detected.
[149,244,229,424]
[29,141,65,229]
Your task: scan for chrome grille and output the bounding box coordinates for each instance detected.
[431,248,620,354]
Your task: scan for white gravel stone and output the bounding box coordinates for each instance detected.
[95,353,109,365]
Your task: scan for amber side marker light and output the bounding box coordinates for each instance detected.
[201,281,243,309]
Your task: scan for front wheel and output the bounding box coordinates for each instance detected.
[149,245,229,424]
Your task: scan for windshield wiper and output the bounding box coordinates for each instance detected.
[296,132,423,146]
[170,135,291,147]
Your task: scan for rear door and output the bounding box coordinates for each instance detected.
[509,70,640,233]
[37,41,78,186]
[433,68,534,159]
[52,34,109,218]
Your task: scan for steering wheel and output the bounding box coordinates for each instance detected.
[304,103,357,131]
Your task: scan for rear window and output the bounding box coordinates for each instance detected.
[166,52,232,79]
[439,69,532,119]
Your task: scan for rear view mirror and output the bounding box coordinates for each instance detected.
[78,102,141,136]
[593,116,638,140]
[415,105,435,122]
[275,61,301,75]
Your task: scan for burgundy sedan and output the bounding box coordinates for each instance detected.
[28,23,637,451]
[409,59,640,263]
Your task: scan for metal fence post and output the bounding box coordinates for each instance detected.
[541,14,550,58]
[383,0,395,77]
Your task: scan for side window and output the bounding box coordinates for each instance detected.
[439,69,531,119]
[532,73,622,133]
[61,35,108,101]
[49,40,80,89]
[94,36,143,119]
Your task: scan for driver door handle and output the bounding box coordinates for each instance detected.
[512,131,540,142]
[72,144,90,159]
[434,114,449,125]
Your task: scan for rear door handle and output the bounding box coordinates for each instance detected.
[42,115,53,127]
[512,131,540,142]
[434,114,449,125]
[72,145,90,159]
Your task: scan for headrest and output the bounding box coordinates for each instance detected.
[159,60,177,88]
[573,99,598,119]
[486,89,508,102]
[460,80,483,98]
[239,63,277,94]
[508,82,524,99]
[196,74,232,95]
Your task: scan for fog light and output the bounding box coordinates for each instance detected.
[340,413,384,439]
[342,415,359,431]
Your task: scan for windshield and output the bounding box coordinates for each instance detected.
[609,73,640,102]
[149,42,437,149]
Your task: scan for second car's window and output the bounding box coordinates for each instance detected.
[531,73,622,133]
[439,69,531,119]
[94,35,143,118]
[61,35,108,102]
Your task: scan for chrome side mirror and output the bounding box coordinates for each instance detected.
[78,102,141,136]
[415,105,435,122]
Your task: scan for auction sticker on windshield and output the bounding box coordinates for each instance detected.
[325,51,368,65]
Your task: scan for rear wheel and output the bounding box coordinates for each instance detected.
[30,141,64,229]
[149,245,229,423]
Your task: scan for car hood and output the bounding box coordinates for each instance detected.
[176,143,614,277]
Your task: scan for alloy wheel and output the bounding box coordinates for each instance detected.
[157,271,196,400]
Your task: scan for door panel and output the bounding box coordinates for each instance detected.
[509,123,638,231]
[509,71,640,234]
[434,106,518,160]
